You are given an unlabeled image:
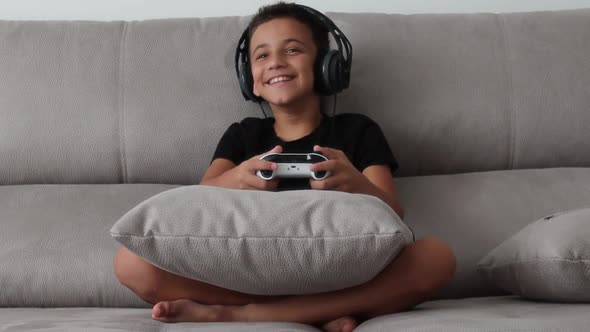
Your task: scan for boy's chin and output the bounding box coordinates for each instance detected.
[263,93,315,109]
[264,98,297,108]
[267,98,297,108]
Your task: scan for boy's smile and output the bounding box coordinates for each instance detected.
[249,17,318,109]
[266,75,295,86]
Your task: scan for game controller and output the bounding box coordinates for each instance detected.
[256,153,330,181]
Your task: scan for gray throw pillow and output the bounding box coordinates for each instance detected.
[110,185,413,295]
[477,207,590,302]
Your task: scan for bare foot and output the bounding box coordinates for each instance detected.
[322,316,358,332]
[152,299,233,323]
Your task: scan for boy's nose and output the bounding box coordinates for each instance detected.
[269,62,286,70]
[267,54,287,70]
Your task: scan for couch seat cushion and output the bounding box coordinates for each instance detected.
[356,296,590,332]
[0,184,178,307]
[0,307,319,331]
[1,297,589,331]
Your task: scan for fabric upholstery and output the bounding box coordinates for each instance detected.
[395,167,590,299]
[0,21,124,184]
[0,184,178,307]
[1,296,589,331]
[477,207,590,302]
[2,169,590,306]
[0,307,320,331]
[111,185,413,295]
[355,296,590,332]
[2,9,590,185]
[1,7,590,330]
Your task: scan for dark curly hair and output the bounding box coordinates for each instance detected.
[247,2,330,53]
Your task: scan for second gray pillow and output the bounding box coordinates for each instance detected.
[477,207,590,302]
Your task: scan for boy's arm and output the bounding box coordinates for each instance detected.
[361,165,405,219]
[199,146,282,190]
[200,158,237,186]
[309,145,405,219]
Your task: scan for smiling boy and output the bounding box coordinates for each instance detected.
[113,3,456,331]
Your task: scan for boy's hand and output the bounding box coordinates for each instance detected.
[227,145,282,191]
[309,145,370,193]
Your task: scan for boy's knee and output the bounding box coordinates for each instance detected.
[414,237,456,291]
[113,246,134,285]
[113,246,162,302]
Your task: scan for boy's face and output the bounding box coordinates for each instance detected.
[249,17,318,108]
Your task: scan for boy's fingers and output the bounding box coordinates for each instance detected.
[250,176,278,191]
[310,176,336,190]
[264,179,280,191]
[264,145,282,155]
[310,160,338,172]
[270,145,282,153]
[255,160,277,171]
[249,145,282,173]
[313,145,342,160]
[245,177,263,190]
[244,162,275,177]
[253,145,283,161]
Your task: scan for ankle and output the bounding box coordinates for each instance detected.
[212,304,239,322]
[233,303,263,322]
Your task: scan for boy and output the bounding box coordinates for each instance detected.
[113,3,456,331]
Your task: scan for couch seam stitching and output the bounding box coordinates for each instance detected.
[478,257,590,270]
[118,22,129,183]
[496,14,516,170]
[111,232,406,240]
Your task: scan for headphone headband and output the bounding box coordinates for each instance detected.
[235,4,353,102]
[295,5,352,80]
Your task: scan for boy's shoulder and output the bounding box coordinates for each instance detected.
[238,116,271,125]
[227,114,378,133]
[334,113,378,127]
[230,117,273,131]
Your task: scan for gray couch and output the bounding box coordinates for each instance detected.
[1,8,590,331]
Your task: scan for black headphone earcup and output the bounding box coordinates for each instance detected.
[313,49,327,95]
[239,60,259,102]
[320,49,344,95]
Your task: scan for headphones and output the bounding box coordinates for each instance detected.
[234,4,353,102]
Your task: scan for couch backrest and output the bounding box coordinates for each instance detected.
[1,9,590,185]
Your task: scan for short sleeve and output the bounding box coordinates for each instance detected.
[211,123,245,165]
[356,118,399,174]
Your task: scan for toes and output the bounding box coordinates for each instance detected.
[152,303,163,319]
[342,320,358,332]
[342,318,358,332]
[151,299,224,323]
[152,301,173,321]
[322,316,358,332]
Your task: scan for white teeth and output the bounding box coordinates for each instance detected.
[268,76,292,84]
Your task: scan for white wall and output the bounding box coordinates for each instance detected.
[1,0,590,20]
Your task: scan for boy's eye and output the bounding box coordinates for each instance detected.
[286,48,300,54]
[255,53,267,60]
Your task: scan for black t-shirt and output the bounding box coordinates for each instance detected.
[212,113,398,190]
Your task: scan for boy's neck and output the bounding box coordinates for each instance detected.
[270,96,323,142]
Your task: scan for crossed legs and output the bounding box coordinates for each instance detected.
[114,237,455,331]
